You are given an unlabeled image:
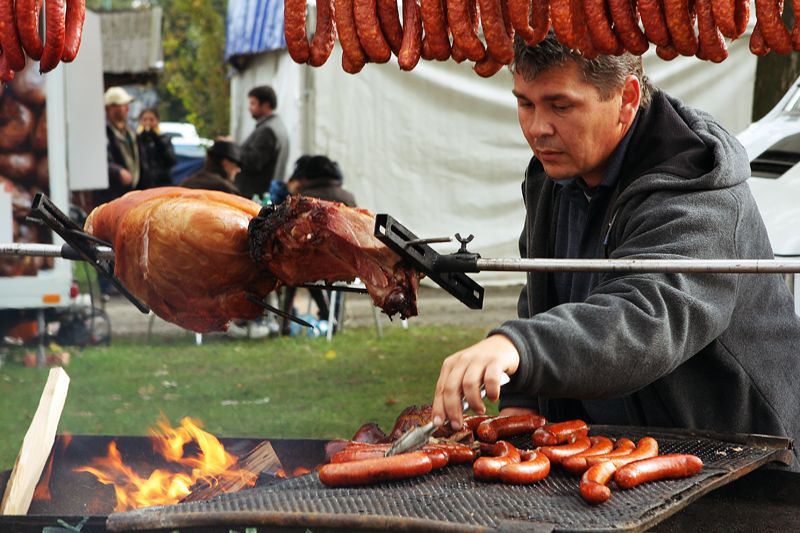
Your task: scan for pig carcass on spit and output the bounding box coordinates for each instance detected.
[84,188,419,332]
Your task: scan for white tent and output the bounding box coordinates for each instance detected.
[229,37,757,286]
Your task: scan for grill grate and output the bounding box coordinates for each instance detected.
[108,426,792,532]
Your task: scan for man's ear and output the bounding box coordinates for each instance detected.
[620,75,641,125]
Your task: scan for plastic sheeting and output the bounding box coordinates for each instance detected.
[229,36,757,287]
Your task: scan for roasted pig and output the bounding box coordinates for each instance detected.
[85,188,420,332]
[249,195,420,318]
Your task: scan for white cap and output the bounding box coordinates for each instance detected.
[104,86,135,106]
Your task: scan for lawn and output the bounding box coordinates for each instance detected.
[0,325,493,469]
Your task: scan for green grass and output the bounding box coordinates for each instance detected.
[0,326,493,469]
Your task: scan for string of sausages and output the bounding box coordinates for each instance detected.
[0,0,86,81]
[285,0,800,75]
[319,414,703,505]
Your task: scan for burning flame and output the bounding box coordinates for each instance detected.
[75,417,256,511]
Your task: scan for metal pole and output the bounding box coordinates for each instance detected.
[0,243,114,260]
[476,258,800,273]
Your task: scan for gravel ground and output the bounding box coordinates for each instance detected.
[103,284,524,339]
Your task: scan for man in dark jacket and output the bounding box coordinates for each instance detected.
[236,85,290,200]
[431,34,800,471]
[97,87,138,206]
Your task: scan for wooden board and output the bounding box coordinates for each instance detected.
[0,367,70,515]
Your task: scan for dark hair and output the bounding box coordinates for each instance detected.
[511,34,654,109]
[138,108,159,120]
[248,85,277,110]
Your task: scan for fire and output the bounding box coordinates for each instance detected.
[75,417,257,511]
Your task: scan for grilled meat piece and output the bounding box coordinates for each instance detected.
[248,195,420,319]
[85,187,276,332]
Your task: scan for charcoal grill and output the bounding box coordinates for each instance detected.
[107,426,793,532]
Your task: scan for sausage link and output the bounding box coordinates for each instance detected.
[355,0,393,62]
[532,419,588,446]
[733,0,749,36]
[336,0,369,67]
[284,0,310,63]
[609,0,649,54]
[584,0,624,53]
[755,0,792,54]
[16,0,43,60]
[422,447,450,468]
[550,0,585,49]
[399,0,423,69]
[562,437,636,475]
[309,0,337,66]
[426,442,477,463]
[378,0,404,55]
[575,0,599,57]
[473,441,521,481]
[447,0,486,60]
[499,450,551,484]
[40,0,67,72]
[577,436,615,456]
[696,0,728,61]
[0,0,26,71]
[582,436,659,469]
[614,454,703,489]
[331,446,391,463]
[580,460,617,504]
[319,451,433,486]
[711,0,737,37]
[464,415,493,432]
[656,42,680,58]
[62,0,85,62]
[749,22,771,55]
[421,0,452,59]
[477,414,548,443]
[451,41,469,61]
[638,0,671,46]
[473,54,505,76]
[663,0,699,55]
[539,435,592,464]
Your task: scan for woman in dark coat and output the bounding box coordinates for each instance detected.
[137,109,177,189]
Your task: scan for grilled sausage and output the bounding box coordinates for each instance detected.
[355,0,393,62]
[584,0,624,53]
[336,0,369,69]
[378,0,404,55]
[284,0,310,63]
[499,450,551,484]
[319,451,433,486]
[426,442,477,463]
[15,0,43,60]
[532,419,589,446]
[754,0,792,54]
[711,0,737,37]
[608,0,648,54]
[733,0,750,37]
[539,435,592,464]
[614,454,703,489]
[749,22,771,55]
[477,414,548,443]
[421,0,452,59]
[473,54,505,76]
[696,0,728,61]
[463,415,493,432]
[478,0,514,64]
[580,460,617,504]
[423,447,450,468]
[473,441,521,481]
[40,0,67,73]
[550,0,584,49]
[508,0,549,45]
[663,0,699,55]
[562,437,636,474]
[0,0,26,71]
[399,0,423,69]
[331,446,391,463]
[656,43,681,59]
[62,0,86,62]
[582,437,659,469]
[448,0,485,60]
[638,0,672,46]
[309,0,337,66]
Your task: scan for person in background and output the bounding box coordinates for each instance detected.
[181,139,242,195]
[236,85,290,201]
[280,155,357,335]
[97,86,138,207]
[137,108,176,189]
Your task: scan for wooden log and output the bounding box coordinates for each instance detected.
[1,367,70,515]
[180,440,283,502]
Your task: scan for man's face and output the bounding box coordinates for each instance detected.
[248,97,270,119]
[106,103,129,124]
[513,62,638,186]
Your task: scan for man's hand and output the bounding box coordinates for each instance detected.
[432,334,521,430]
[119,169,133,186]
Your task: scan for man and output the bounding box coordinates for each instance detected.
[431,34,800,472]
[236,85,290,200]
[97,86,139,206]
[181,139,242,195]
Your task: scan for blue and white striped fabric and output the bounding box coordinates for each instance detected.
[226,0,287,60]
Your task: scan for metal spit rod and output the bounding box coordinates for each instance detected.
[0,242,115,261]
[475,257,800,273]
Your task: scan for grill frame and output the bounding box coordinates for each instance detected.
[107,426,793,532]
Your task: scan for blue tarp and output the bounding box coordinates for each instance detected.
[226,0,286,61]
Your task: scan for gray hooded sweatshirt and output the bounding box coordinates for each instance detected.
[494,91,800,471]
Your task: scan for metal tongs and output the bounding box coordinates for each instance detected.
[385,372,510,457]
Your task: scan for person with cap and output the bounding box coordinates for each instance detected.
[181,139,243,195]
[236,85,290,201]
[97,86,139,207]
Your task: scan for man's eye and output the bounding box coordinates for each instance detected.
[518,100,533,108]
[553,104,571,112]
